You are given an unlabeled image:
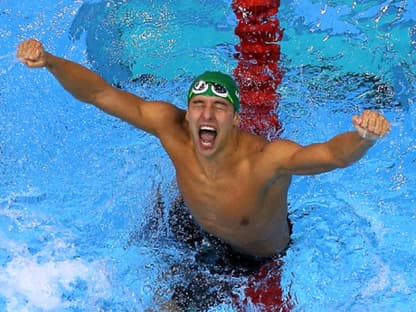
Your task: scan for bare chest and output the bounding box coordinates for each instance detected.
[176,167,270,230]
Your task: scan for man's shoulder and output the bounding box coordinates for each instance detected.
[154,103,187,131]
[237,130,296,152]
[237,129,268,144]
[239,134,302,167]
[264,137,301,154]
[158,111,190,145]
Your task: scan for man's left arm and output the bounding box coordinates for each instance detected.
[276,110,390,175]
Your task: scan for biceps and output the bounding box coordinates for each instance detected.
[96,88,184,135]
[284,144,340,175]
[94,87,142,120]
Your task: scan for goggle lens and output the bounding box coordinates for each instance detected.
[192,80,209,94]
[211,83,229,97]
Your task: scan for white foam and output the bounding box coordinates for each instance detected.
[0,190,112,311]
[0,255,111,311]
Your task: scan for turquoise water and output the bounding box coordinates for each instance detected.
[0,0,415,311]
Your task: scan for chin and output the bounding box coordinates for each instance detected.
[197,142,217,157]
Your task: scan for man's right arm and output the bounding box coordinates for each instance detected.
[17,39,185,136]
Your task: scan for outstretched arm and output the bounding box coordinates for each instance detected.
[272,110,390,175]
[16,39,185,136]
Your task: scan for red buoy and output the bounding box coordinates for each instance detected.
[232,0,284,139]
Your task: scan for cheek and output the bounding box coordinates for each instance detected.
[186,111,197,124]
[186,111,200,128]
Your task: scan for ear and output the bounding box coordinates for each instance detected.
[233,112,240,126]
[185,110,189,121]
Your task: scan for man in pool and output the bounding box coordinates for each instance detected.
[17,38,390,256]
[17,38,389,307]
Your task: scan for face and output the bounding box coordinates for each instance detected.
[186,95,239,158]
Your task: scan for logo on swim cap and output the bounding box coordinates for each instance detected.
[188,71,240,112]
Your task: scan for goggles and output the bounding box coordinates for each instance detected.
[189,80,239,111]
[192,80,230,98]
[187,71,240,112]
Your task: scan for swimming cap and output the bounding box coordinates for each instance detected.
[187,71,240,112]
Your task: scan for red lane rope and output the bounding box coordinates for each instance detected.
[232,0,284,139]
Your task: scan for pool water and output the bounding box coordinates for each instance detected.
[0,0,415,311]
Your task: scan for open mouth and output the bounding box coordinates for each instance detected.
[199,126,217,148]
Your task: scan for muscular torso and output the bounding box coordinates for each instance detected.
[177,167,291,256]
[160,123,292,257]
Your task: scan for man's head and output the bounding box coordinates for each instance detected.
[186,72,240,158]
[187,71,240,112]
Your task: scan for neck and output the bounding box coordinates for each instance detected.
[195,128,240,179]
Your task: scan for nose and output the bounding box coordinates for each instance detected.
[201,104,215,120]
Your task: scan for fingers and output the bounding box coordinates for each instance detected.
[16,39,46,67]
[353,110,390,140]
[352,115,361,127]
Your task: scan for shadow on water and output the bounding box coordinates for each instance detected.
[69,0,237,84]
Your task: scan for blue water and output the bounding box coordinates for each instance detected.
[1,0,415,311]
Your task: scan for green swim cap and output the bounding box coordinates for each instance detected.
[187,71,240,112]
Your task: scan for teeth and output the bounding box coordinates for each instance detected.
[200,126,216,131]
[201,141,212,146]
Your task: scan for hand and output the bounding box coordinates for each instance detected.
[16,39,47,68]
[352,110,390,141]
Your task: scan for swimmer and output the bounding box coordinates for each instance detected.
[17,39,390,258]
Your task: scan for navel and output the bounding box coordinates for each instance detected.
[240,217,250,226]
